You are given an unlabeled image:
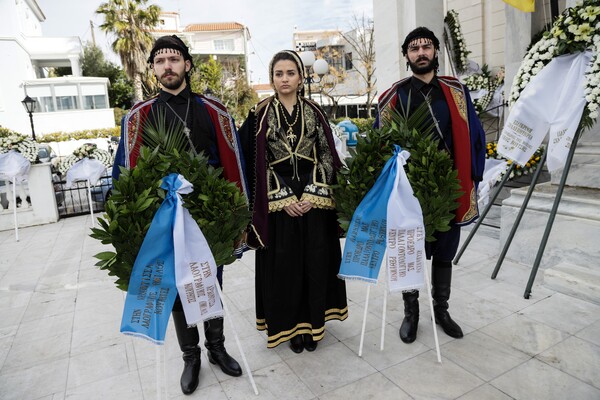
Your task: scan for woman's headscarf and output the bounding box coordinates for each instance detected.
[268,50,306,97]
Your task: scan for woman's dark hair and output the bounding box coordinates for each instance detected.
[269,50,306,97]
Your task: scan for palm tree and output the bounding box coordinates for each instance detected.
[96,0,161,103]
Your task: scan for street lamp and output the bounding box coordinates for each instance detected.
[21,95,37,141]
[299,51,329,101]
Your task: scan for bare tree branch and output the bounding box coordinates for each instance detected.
[340,14,377,118]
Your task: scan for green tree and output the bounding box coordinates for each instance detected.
[80,43,133,109]
[226,72,258,123]
[51,66,72,76]
[189,56,224,96]
[189,56,257,124]
[96,0,161,103]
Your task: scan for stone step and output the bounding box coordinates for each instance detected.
[477,169,551,229]
[500,183,600,271]
[544,262,600,305]
[551,142,600,190]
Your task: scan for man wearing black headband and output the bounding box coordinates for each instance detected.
[112,35,248,395]
[377,27,486,344]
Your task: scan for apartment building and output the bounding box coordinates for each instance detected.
[0,0,113,136]
[152,12,251,84]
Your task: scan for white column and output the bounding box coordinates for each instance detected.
[373,0,403,92]
[503,4,531,111]
[69,55,81,77]
[483,0,493,66]
[373,0,445,94]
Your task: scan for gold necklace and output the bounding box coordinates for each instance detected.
[279,102,300,144]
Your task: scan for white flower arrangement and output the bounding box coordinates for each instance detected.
[58,143,113,174]
[444,9,470,74]
[73,143,98,159]
[510,0,600,127]
[487,141,545,181]
[0,134,38,162]
[464,66,505,114]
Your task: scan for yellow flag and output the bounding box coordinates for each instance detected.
[503,0,535,12]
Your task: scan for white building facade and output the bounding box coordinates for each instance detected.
[152,12,251,84]
[0,0,114,137]
[293,29,377,118]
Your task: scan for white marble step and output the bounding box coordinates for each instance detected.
[499,183,600,301]
[544,262,600,305]
[551,142,600,190]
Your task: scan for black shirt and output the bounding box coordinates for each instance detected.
[150,86,219,165]
[396,76,453,153]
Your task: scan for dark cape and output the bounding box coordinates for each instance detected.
[376,75,486,226]
[239,96,348,348]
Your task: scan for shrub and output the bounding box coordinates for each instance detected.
[331,117,375,133]
[37,127,121,143]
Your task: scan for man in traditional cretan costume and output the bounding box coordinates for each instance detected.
[376,27,486,344]
[112,35,247,395]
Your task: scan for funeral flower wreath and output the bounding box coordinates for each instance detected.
[464,66,505,114]
[0,133,38,163]
[509,0,600,128]
[58,143,113,174]
[444,9,471,74]
[486,140,544,180]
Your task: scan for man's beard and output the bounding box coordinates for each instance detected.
[408,56,437,74]
[159,70,186,90]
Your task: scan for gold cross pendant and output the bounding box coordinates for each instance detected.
[286,127,297,143]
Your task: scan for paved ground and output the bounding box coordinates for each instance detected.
[1,215,599,399]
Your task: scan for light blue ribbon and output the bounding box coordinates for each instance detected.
[339,145,402,283]
[120,173,182,344]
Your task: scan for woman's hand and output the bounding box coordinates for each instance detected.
[283,201,313,217]
[298,200,313,214]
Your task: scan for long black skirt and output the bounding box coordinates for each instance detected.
[255,208,348,348]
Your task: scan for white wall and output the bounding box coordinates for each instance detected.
[33,109,115,136]
[187,30,246,55]
[0,40,38,134]
[0,163,59,231]
[447,0,506,71]
[373,0,445,94]
[0,0,100,136]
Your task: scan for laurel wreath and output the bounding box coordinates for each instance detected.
[90,116,251,291]
[333,106,461,242]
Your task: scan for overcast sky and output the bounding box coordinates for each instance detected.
[36,0,373,84]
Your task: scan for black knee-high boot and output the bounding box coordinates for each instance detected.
[431,261,463,338]
[204,317,242,377]
[172,310,201,394]
[399,290,419,343]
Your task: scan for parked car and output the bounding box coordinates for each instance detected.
[37,144,56,163]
